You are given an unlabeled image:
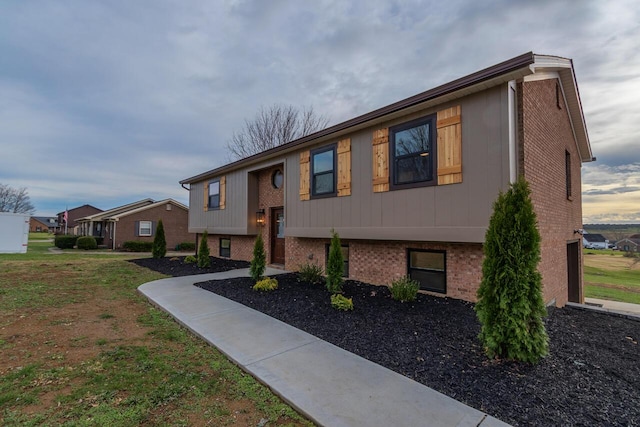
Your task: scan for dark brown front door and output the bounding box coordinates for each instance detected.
[271,207,285,265]
[567,242,580,303]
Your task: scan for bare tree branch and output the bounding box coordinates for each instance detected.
[226,104,329,160]
[0,183,35,214]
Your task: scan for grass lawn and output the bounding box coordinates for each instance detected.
[28,232,53,241]
[0,240,311,426]
[583,250,640,304]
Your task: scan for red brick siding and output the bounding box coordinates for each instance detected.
[203,234,255,261]
[285,237,484,301]
[521,79,584,306]
[114,204,191,250]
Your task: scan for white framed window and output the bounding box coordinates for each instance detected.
[139,221,152,237]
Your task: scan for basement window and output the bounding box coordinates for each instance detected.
[220,238,231,258]
[407,249,446,293]
[325,243,349,278]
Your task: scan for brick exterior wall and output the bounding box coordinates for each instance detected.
[113,203,191,250]
[202,234,255,261]
[57,205,103,232]
[285,237,484,301]
[520,79,584,306]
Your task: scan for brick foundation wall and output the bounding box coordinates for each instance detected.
[520,79,584,306]
[203,234,255,261]
[285,237,484,302]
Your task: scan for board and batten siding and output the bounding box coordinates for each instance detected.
[187,169,253,234]
[285,85,511,243]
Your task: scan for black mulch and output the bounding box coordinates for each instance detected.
[132,257,640,426]
[128,256,249,276]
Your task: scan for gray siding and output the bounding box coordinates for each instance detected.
[285,85,511,243]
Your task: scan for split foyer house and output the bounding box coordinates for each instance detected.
[77,199,191,250]
[180,52,593,307]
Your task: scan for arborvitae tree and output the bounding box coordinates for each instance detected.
[326,229,344,294]
[197,230,211,268]
[475,177,549,363]
[249,233,266,282]
[152,219,167,259]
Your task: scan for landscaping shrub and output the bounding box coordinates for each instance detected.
[184,255,197,264]
[325,229,344,293]
[298,262,324,285]
[253,277,278,292]
[54,235,78,249]
[94,237,104,246]
[475,177,548,363]
[152,219,167,259]
[330,294,353,311]
[76,236,98,250]
[175,242,196,251]
[122,241,153,252]
[250,233,266,282]
[197,231,211,268]
[389,276,420,302]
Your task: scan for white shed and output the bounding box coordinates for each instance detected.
[0,212,30,253]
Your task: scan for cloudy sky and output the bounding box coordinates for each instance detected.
[1,0,638,223]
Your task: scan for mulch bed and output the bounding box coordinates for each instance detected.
[129,256,249,276]
[133,257,640,426]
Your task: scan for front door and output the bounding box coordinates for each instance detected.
[567,242,580,303]
[271,207,285,265]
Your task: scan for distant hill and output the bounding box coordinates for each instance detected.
[583,224,640,243]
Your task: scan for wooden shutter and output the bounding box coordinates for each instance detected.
[299,151,310,201]
[337,138,351,197]
[372,128,389,192]
[203,181,209,211]
[437,106,462,185]
[219,176,226,209]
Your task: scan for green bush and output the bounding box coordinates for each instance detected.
[94,237,104,246]
[184,255,197,264]
[122,241,153,252]
[152,219,167,259]
[175,242,196,251]
[330,294,353,311]
[475,177,549,363]
[76,236,98,250]
[250,233,266,282]
[197,231,211,268]
[253,277,278,292]
[54,235,78,249]
[389,276,420,302]
[298,262,324,285]
[325,229,344,293]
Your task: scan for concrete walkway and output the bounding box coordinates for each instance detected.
[138,268,509,427]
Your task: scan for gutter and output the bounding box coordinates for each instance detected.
[181,52,537,184]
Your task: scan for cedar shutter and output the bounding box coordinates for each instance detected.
[337,138,351,197]
[203,181,209,211]
[372,128,389,192]
[436,106,462,185]
[219,176,226,210]
[299,151,310,200]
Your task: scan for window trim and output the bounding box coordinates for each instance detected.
[219,237,231,258]
[310,144,337,198]
[139,220,152,237]
[389,114,438,190]
[208,178,221,210]
[407,248,446,294]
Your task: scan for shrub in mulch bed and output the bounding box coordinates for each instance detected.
[129,256,249,276]
[196,273,640,427]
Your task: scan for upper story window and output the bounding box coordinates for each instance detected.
[139,221,152,237]
[208,179,220,209]
[390,115,436,189]
[311,145,336,197]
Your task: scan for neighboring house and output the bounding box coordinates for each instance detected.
[582,233,608,249]
[30,216,58,233]
[56,204,103,235]
[616,238,640,253]
[76,199,191,250]
[180,52,593,307]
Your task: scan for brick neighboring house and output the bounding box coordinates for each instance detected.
[616,238,640,253]
[77,199,191,250]
[56,204,103,235]
[180,52,593,307]
[30,216,58,233]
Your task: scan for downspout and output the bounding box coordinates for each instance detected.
[508,80,518,183]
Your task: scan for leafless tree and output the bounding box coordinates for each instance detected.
[225,104,329,160]
[0,183,35,214]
